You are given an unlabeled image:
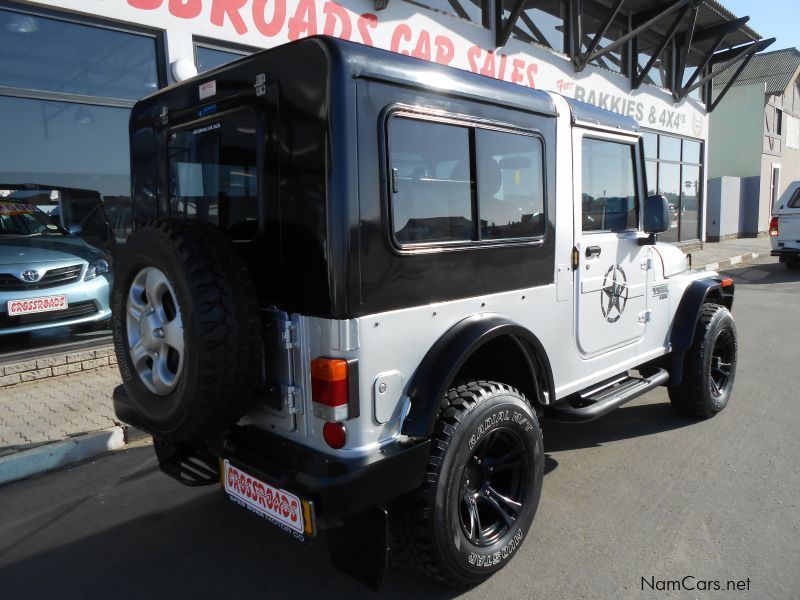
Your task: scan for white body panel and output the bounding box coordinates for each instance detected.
[242,92,713,458]
[772,180,800,251]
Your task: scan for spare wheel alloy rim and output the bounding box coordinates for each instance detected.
[126,266,185,396]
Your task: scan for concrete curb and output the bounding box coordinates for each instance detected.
[0,344,117,389]
[702,251,764,272]
[0,426,126,486]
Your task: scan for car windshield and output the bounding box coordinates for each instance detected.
[0,198,65,236]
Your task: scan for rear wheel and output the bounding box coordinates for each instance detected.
[669,303,737,418]
[111,219,261,442]
[785,256,800,270]
[392,381,543,586]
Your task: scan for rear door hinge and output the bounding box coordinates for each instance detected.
[254,73,266,96]
[638,309,652,323]
[281,320,297,349]
[641,257,653,270]
[283,385,303,414]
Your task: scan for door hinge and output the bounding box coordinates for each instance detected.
[254,73,266,96]
[283,385,303,414]
[281,320,297,349]
[641,257,654,270]
[159,106,168,125]
[638,310,653,323]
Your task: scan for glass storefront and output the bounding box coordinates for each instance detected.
[0,5,164,242]
[642,131,704,243]
[194,40,254,73]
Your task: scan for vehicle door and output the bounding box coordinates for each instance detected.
[573,129,650,357]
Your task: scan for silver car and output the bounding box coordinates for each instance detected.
[0,199,111,335]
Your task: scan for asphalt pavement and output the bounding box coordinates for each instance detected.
[0,256,798,599]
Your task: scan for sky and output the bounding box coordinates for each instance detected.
[721,0,800,50]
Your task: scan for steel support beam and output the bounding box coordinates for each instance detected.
[495,0,529,47]
[583,0,691,68]
[582,0,625,65]
[567,0,584,67]
[632,4,690,89]
[686,37,776,97]
[708,50,758,112]
[674,3,699,96]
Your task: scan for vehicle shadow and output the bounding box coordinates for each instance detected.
[0,450,485,600]
[541,400,693,453]
[726,259,798,285]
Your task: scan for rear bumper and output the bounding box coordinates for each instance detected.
[771,248,800,260]
[113,385,430,518]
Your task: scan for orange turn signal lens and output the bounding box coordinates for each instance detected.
[311,357,348,382]
[311,358,350,415]
[721,278,733,287]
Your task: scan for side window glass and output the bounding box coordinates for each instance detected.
[168,111,259,241]
[788,188,800,208]
[476,129,545,239]
[581,138,638,233]
[389,117,473,244]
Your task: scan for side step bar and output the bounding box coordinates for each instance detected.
[549,368,670,423]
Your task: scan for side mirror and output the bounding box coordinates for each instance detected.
[67,223,83,236]
[643,194,671,234]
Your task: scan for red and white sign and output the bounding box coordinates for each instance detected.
[0,203,37,216]
[199,79,216,100]
[7,295,68,316]
[223,460,305,533]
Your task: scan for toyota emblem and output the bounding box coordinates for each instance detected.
[20,269,41,283]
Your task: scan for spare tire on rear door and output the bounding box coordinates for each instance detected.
[112,219,262,442]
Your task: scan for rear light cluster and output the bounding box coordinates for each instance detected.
[311,357,358,449]
[769,216,779,237]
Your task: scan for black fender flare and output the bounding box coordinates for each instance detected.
[667,276,734,385]
[401,313,555,438]
[671,277,734,353]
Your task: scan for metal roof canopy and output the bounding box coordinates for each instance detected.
[487,0,777,112]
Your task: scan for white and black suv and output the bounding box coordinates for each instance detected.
[112,36,738,588]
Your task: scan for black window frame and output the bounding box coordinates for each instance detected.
[580,135,642,234]
[383,106,548,252]
[0,0,168,108]
[788,187,800,209]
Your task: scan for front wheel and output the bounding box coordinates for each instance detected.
[669,303,738,418]
[392,381,543,586]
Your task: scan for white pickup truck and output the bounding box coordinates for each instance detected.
[770,181,800,270]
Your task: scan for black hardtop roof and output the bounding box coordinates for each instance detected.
[134,36,560,119]
[133,36,639,134]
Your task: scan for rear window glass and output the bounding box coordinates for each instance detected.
[168,111,258,240]
[788,188,800,208]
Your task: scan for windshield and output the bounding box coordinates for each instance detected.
[0,199,65,236]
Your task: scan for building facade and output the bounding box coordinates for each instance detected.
[708,47,800,237]
[0,0,770,245]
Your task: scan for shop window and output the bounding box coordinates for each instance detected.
[657,162,680,243]
[581,138,638,233]
[195,40,255,73]
[0,5,164,244]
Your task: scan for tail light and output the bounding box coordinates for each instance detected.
[311,357,357,422]
[769,216,779,237]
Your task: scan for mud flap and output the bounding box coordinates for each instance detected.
[327,506,389,590]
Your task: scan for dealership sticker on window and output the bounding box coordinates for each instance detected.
[199,80,216,100]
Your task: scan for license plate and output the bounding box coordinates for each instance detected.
[222,459,312,537]
[7,295,68,316]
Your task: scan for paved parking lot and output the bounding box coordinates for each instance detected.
[0,257,798,599]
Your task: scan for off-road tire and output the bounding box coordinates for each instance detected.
[785,256,800,270]
[669,303,737,418]
[112,219,261,442]
[392,381,543,586]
